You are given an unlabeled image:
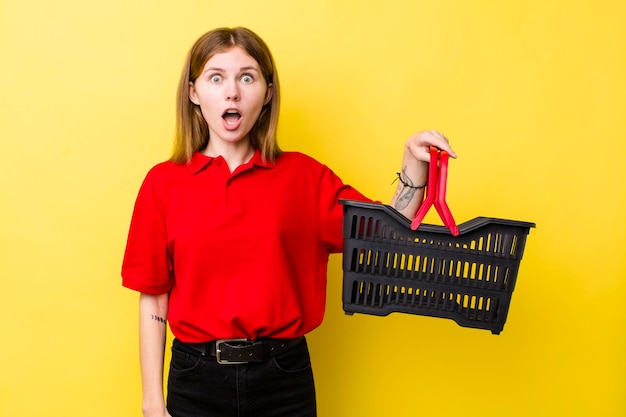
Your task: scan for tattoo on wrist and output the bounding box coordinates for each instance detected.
[392,166,425,211]
[394,170,426,190]
[151,315,166,324]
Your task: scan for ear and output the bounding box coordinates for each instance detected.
[189,82,200,105]
[264,83,273,105]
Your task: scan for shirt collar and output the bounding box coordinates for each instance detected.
[186,149,276,174]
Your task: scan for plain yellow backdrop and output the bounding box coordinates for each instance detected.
[1,0,624,416]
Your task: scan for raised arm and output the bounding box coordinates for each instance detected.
[138,292,172,417]
[390,130,456,219]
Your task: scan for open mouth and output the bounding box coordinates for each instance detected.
[222,109,241,125]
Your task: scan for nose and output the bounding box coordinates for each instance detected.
[225,80,240,101]
[226,92,239,101]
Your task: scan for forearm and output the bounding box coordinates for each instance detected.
[390,148,429,219]
[139,292,169,417]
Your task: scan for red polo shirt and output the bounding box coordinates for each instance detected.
[122,150,371,342]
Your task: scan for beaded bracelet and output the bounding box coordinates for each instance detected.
[393,172,427,189]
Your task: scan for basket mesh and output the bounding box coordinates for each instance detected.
[341,200,534,334]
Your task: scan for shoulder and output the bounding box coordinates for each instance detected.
[276,151,330,172]
[146,159,185,176]
[137,160,189,196]
[143,159,190,181]
[275,151,348,189]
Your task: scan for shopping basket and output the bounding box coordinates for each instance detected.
[341,147,535,334]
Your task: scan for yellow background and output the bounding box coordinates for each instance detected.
[1,0,624,416]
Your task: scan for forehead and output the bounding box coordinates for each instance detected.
[204,46,261,71]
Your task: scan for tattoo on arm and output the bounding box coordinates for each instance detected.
[393,167,418,210]
[151,314,167,324]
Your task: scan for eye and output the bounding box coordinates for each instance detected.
[210,75,222,83]
[241,75,254,84]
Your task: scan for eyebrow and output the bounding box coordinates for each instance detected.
[204,66,261,73]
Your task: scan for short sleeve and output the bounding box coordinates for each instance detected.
[121,168,173,294]
[317,166,373,254]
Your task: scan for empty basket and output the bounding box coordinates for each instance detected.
[340,148,535,334]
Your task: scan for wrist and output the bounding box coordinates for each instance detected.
[399,156,428,183]
[142,402,167,417]
[142,393,167,414]
[395,171,426,190]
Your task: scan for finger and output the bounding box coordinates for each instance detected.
[428,131,457,158]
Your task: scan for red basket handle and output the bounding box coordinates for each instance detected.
[410,146,439,230]
[410,146,459,236]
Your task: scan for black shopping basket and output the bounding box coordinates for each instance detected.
[341,147,535,334]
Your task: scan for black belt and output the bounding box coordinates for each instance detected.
[176,337,304,365]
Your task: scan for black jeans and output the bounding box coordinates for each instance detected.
[167,338,317,417]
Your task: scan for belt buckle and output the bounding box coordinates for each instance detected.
[215,338,250,365]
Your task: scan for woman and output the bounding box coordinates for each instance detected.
[122,26,455,417]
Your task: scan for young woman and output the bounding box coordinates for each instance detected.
[122,26,455,417]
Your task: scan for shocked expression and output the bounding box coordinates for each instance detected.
[189,46,273,148]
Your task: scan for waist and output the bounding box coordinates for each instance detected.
[173,336,305,365]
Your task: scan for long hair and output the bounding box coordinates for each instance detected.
[171,27,281,163]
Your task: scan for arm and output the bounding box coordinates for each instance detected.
[139,292,171,417]
[390,130,456,219]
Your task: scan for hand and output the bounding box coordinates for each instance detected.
[404,130,457,163]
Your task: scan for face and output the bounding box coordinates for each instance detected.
[189,46,273,151]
